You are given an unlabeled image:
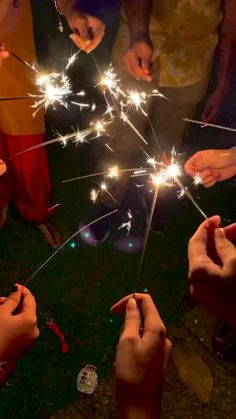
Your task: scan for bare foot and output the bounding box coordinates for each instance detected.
[0,205,8,228]
[37,224,62,249]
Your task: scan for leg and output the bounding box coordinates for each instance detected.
[4,133,61,247]
[151,76,210,153]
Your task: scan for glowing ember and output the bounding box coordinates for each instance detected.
[107,166,119,179]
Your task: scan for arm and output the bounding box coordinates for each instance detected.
[202,0,236,122]
[122,0,154,81]
[124,0,153,39]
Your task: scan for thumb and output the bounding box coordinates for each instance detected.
[123,298,141,337]
[3,284,22,313]
[214,228,236,264]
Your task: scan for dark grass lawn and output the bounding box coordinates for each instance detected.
[0,130,235,418]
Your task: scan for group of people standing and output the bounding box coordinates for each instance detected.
[1,0,236,417]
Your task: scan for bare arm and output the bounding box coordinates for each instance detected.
[124,0,153,39]
[216,0,236,91]
[201,0,236,122]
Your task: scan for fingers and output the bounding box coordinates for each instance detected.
[2,284,22,313]
[214,228,236,265]
[112,293,152,313]
[69,33,91,52]
[122,298,141,338]
[184,152,205,177]
[20,286,37,315]
[123,51,152,81]
[188,216,221,267]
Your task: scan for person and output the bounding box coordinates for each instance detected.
[185,147,236,188]
[112,293,172,419]
[0,1,61,248]
[0,284,39,389]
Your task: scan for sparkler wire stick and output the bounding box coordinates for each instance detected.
[10,52,39,73]
[0,96,32,101]
[175,177,208,220]
[184,118,236,134]
[24,209,118,285]
[62,168,148,184]
[133,186,159,294]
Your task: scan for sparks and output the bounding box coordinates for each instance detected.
[65,50,81,70]
[193,172,203,187]
[32,71,72,113]
[118,210,133,235]
[90,189,99,204]
[107,166,119,179]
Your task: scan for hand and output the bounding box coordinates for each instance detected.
[111,294,172,419]
[122,34,153,82]
[0,284,39,362]
[66,8,105,53]
[188,215,236,332]
[201,88,228,123]
[184,148,236,187]
[0,43,9,67]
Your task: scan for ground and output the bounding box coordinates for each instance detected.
[1,127,236,418]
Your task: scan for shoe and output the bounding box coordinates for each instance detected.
[79,205,115,246]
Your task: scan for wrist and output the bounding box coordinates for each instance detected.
[130,30,151,43]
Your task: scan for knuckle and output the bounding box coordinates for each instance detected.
[120,335,138,346]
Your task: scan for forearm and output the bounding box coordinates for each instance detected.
[124,0,153,39]
[58,0,105,17]
[215,0,236,91]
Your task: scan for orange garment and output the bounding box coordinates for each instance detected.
[0,0,45,135]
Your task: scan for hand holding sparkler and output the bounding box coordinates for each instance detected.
[112,294,172,419]
[122,34,153,82]
[185,148,236,188]
[188,216,236,332]
[58,0,105,52]
[0,284,39,362]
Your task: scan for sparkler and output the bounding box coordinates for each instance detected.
[24,209,118,284]
[65,50,81,70]
[183,118,236,133]
[32,72,72,114]
[7,121,110,161]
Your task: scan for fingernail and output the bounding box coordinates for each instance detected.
[69,34,76,40]
[11,284,18,293]
[215,228,225,239]
[127,298,137,309]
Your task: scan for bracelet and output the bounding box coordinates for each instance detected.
[52,0,64,32]
[53,0,63,15]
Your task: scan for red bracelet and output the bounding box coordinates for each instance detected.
[0,362,16,389]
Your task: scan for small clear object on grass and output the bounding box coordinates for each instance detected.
[77,365,98,394]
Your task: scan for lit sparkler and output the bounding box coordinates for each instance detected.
[31,72,72,115]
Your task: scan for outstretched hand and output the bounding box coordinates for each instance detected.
[184,148,236,187]
[0,284,39,362]
[112,293,172,419]
[188,215,236,331]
